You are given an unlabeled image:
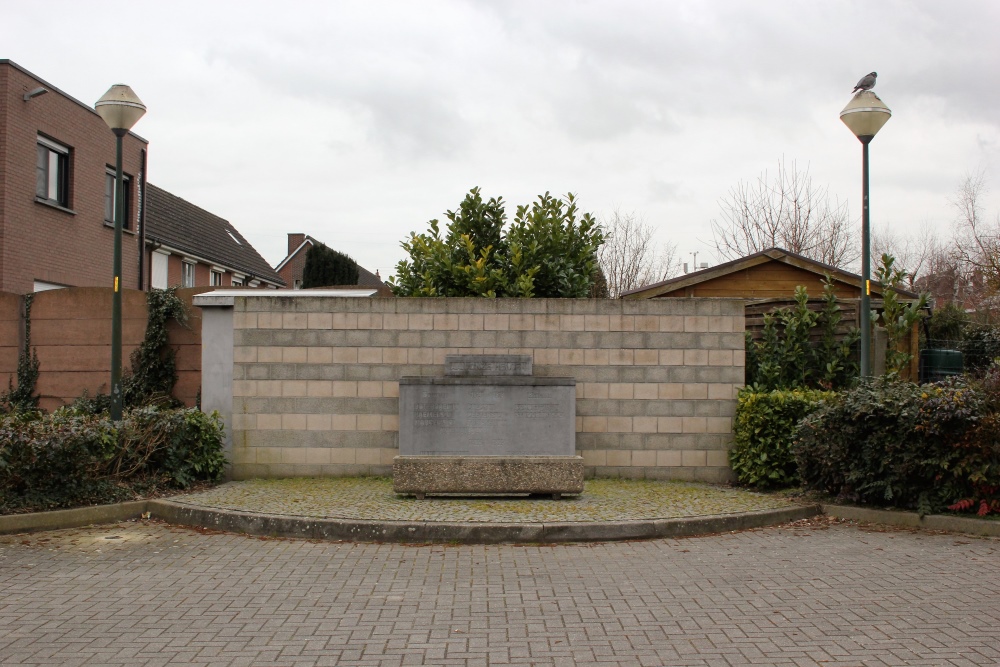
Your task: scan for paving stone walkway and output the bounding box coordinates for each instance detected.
[2,517,998,666]
[168,477,796,523]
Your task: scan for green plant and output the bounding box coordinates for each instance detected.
[925,302,968,347]
[0,406,226,513]
[960,323,1000,373]
[301,242,360,288]
[730,387,833,488]
[815,276,859,388]
[388,187,603,298]
[874,254,929,378]
[121,288,187,410]
[1,294,40,414]
[794,377,994,514]
[745,279,857,391]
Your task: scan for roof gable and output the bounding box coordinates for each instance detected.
[622,248,920,300]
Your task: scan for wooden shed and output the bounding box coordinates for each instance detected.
[622,247,923,378]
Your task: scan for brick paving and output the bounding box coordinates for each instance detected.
[2,518,998,666]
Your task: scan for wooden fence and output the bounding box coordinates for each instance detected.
[1,287,207,412]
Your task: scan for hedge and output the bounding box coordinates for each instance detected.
[730,388,834,489]
[0,406,225,514]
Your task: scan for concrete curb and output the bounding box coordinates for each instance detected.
[8,499,997,543]
[148,499,823,544]
[822,504,1000,537]
[0,500,149,535]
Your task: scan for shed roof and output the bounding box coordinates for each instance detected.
[622,247,919,301]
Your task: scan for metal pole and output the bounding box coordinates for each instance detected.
[111,129,126,420]
[859,137,873,377]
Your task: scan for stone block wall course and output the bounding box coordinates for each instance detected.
[220,296,744,482]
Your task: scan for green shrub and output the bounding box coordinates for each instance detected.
[744,276,858,391]
[0,406,225,513]
[960,323,1000,374]
[794,377,996,514]
[730,388,833,488]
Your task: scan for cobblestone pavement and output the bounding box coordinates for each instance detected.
[2,518,998,666]
[170,478,797,523]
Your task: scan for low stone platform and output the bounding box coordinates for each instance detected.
[392,455,585,499]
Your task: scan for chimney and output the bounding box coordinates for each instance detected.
[287,233,306,255]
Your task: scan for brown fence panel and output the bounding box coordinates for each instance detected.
[30,288,148,411]
[0,292,23,388]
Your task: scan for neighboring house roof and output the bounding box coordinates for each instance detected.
[275,234,389,291]
[622,247,920,301]
[145,184,284,286]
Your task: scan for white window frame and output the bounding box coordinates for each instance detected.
[104,168,131,228]
[182,261,196,288]
[36,135,70,206]
[151,250,170,290]
[210,268,223,287]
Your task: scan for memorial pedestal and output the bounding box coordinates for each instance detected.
[393,355,582,498]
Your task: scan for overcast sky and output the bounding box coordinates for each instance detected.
[6,0,999,280]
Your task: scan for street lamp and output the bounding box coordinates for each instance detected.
[840,90,891,377]
[96,84,146,420]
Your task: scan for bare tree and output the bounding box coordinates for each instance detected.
[953,170,1000,291]
[710,159,858,268]
[871,223,940,289]
[598,210,680,297]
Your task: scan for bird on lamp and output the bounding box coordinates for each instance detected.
[852,72,877,93]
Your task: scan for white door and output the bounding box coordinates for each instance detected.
[151,252,169,289]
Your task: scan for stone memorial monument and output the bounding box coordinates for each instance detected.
[393,355,584,499]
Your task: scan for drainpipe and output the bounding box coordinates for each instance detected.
[137,148,148,290]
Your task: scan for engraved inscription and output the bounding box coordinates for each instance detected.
[399,374,575,457]
[515,404,562,419]
[415,403,455,427]
[445,354,532,377]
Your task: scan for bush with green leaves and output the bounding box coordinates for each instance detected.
[874,254,929,377]
[302,242,360,288]
[745,276,858,391]
[730,387,833,488]
[388,187,604,298]
[0,406,225,513]
[794,376,1000,514]
[960,323,1000,373]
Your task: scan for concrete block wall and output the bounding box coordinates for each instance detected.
[206,294,745,483]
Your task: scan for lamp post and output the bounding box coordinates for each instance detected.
[96,85,146,420]
[840,90,891,377]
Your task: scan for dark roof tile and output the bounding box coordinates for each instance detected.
[145,184,284,286]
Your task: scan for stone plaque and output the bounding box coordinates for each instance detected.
[399,377,575,456]
[445,354,532,377]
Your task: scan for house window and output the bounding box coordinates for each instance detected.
[293,279,302,290]
[210,270,223,286]
[182,262,195,288]
[231,279,242,287]
[104,169,132,229]
[36,136,70,206]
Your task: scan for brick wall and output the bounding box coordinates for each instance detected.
[206,295,745,482]
[1,287,205,411]
[0,62,147,295]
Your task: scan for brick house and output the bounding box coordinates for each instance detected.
[145,184,283,290]
[1,59,147,294]
[0,59,282,294]
[275,233,391,294]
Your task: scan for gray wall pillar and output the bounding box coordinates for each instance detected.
[195,293,235,477]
